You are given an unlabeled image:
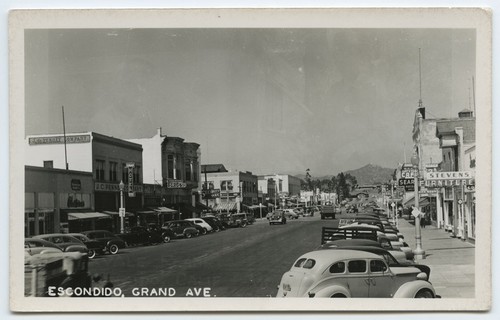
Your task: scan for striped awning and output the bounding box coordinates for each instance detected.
[68,212,111,220]
[213,202,237,211]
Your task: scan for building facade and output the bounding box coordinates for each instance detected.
[25,132,143,233]
[127,128,202,221]
[201,167,258,212]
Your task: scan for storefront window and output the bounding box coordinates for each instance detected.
[134,165,141,183]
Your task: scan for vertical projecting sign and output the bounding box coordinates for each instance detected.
[126,162,135,197]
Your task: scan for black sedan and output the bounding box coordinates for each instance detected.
[116,226,164,247]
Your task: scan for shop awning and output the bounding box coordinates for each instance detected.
[213,202,237,212]
[101,210,135,217]
[154,207,177,213]
[404,196,430,207]
[68,212,111,220]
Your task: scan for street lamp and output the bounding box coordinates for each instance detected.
[411,153,425,260]
[119,180,125,234]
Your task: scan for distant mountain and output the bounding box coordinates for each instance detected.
[344,164,394,185]
[293,164,394,186]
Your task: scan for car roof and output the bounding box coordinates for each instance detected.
[32,233,79,239]
[298,249,381,262]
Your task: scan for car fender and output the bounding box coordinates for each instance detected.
[64,244,88,253]
[312,285,351,298]
[393,280,435,298]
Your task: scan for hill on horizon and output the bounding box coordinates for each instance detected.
[294,164,394,185]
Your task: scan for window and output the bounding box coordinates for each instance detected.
[133,165,141,183]
[303,259,316,269]
[122,163,127,182]
[294,258,307,267]
[329,262,346,274]
[95,160,105,181]
[348,260,367,273]
[185,161,192,181]
[370,260,388,273]
[221,181,227,191]
[109,162,118,182]
[167,155,174,179]
[43,161,53,169]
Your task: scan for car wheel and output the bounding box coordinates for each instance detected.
[415,289,434,298]
[240,221,247,228]
[108,244,119,255]
[87,249,96,259]
[185,232,193,239]
[201,228,207,235]
[163,235,171,243]
[214,227,220,232]
[330,294,347,298]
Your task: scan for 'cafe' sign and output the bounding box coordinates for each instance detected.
[424,171,474,187]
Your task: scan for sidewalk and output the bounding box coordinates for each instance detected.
[397,217,475,298]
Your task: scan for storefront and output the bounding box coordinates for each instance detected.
[25,166,94,236]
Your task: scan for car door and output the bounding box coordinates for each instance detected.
[367,259,395,297]
[346,260,370,297]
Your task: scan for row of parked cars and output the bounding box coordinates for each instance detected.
[25,213,255,260]
[276,206,439,298]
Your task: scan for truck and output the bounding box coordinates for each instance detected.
[320,205,336,220]
[321,226,378,245]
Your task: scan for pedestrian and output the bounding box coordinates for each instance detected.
[420,213,426,228]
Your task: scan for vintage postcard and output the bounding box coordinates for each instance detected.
[9,8,491,312]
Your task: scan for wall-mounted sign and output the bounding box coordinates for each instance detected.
[71,179,82,191]
[95,182,143,193]
[202,189,221,199]
[424,171,474,187]
[398,178,414,186]
[401,169,417,179]
[28,134,91,145]
[126,162,135,197]
[166,179,187,189]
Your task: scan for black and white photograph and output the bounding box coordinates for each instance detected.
[8,8,492,312]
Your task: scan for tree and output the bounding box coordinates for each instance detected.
[345,173,358,191]
[305,168,312,191]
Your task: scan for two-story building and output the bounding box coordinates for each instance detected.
[127,128,202,223]
[25,132,143,234]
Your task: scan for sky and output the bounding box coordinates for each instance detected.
[24,28,476,177]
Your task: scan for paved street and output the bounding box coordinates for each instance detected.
[85,209,475,298]
[88,214,339,297]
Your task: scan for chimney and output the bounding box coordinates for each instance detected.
[157,127,162,137]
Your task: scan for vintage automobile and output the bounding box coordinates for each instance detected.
[282,209,299,220]
[25,238,64,259]
[200,216,226,232]
[68,233,108,259]
[276,249,437,298]
[32,234,89,255]
[318,239,412,264]
[320,205,336,220]
[227,213,249,228]
[269,210,287,225]
[116,226,164,246]
[185,218,213,234]
[81,230,127,255]
[162,220,199,238]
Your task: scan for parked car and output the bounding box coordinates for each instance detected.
[200,216,226,232]
[227,213,249,228]
[81,230,127,255]
[32,234,89,255]
[293,208,305,216]
[185,218,213,234]
[24,238,63,258]
[162,220,199,238]
[269,210,287,225]
[68,233,107,259]
[282,209,299,220]
[276,249,437,298]
[116,226,164,246]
